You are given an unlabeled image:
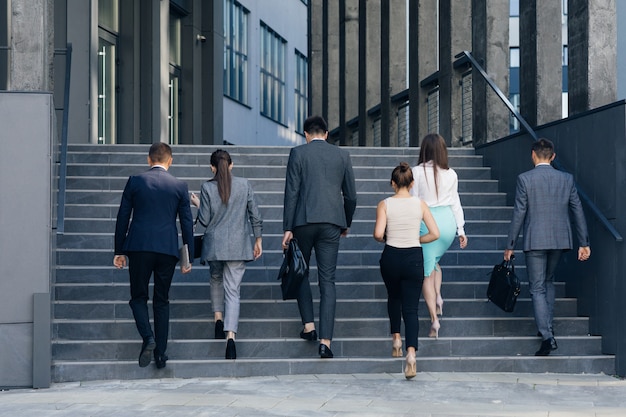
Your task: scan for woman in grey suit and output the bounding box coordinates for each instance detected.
[192,150,263,360]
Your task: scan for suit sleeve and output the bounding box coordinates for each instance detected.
[247,181,263,238]
[568,177,590,247]
[341,152,357,228]
[178,182,194,262]
[506,175,528,250]
[114,176,134,255]
[283,148,300,231]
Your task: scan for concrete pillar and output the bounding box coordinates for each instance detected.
[181,0,206,144]
[568,0,616,115]
[327,0,340,130]
[357,0,366,145]
[471,0,509,145]
[365,0,380,114]
[380,0,390,146]
[344,0,359,122]
[9,0,54,91]
[388,0,407,146]
[309,0,324,117]
[439,0,471,147]
[201,0,223,145]
[416,0,437,143]
[519,0,562,127]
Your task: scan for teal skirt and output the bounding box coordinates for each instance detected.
[420,205,456,277]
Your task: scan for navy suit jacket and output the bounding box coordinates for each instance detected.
[506,164,589,251]
[115,166,194,259]
[283,140,357,231]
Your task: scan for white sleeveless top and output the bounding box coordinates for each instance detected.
[384,196,423,248]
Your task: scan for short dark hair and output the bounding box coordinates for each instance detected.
[391,162,414,189]
[149,142,172,163]
[532,138,555,160]
[303,115,328,136]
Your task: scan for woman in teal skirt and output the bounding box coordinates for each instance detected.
[411,134,468,338]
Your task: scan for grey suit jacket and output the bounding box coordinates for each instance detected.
[197,176,262,262]
[506,164,589,251]
[283,140,357,231]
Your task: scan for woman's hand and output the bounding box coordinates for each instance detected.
[190,192,200,208]
[459,235,468,249]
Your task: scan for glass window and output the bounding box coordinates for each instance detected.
[224,0,248,104]
[510,47,520,68]
[260,22,286,124]
[97,0,119,144]
[509,0,519,17]
[97,32,117,144]
[98,0,119,32]
[169,13,182,144]
[294,50,308,134]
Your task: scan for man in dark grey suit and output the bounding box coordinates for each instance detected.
[114,143,194,369]
[504,138,591,356]
[282,115,357,358]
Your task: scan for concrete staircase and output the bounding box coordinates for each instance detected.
[51,144,615,382]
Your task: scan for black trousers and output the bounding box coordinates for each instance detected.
[379,245,424,350]
[127,251,178,356]
[293,223,341,341]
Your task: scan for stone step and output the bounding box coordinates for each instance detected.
[51,335,604,362]
[51,298,579,321]
[50,354,616,383]
[52,281,562,302]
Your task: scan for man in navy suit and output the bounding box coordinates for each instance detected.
[114,143,194,369]
[504,138,591,356]
[282,115,357,358]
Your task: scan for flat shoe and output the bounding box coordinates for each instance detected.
[300,329,318,341]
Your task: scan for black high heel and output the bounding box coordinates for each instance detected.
[225,338,236,360]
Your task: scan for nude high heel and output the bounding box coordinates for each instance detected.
[404,353,417,379]
[436,295,444,316]
[392,338,403,357]
[429,320,441,339]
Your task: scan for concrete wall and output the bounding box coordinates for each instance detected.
[475,100,626,376]
[0,92,53,387]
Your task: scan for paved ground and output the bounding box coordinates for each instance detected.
[2,372,626,416]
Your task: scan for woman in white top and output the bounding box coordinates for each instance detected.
[411,134,468,339]
[374,162,439,379]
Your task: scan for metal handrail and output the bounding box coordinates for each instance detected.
[457,50,623,242]
[56,43,72,235]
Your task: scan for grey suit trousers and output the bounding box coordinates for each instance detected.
[525,250,562,340]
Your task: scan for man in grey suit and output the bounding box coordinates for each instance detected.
[504,138,591,356]
[282,115,357,358]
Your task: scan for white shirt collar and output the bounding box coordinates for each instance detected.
[152,164,168,171]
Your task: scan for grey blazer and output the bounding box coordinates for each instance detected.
[197,176,262,262]
[506,164,589,251]
[283,140,357,231]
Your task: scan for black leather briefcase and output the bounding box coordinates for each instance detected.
[487,256,521,313]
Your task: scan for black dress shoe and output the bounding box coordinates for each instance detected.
[536,328,555,338]
[215,320,226,339]
[300,329,318,341]
[155,353,168,369]
[138,337,156,368]
[225,338,237,360]
[535,337,558,356]
[319,343,333,358]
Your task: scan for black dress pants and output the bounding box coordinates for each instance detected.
[127,251,177,356]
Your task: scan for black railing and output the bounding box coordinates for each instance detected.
[457,50,622,242]
[56,43,72,235]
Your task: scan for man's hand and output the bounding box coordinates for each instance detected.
[340,228,350,237]
[113,255,127,269]
[578,246,591,261]
[281,231,293,250]
[181,264,192,274]
[504,249,514,262]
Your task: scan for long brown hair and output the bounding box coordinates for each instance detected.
[418,133,449,198]
[210,149,232,204]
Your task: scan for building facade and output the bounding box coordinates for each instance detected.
[310,0,621,148]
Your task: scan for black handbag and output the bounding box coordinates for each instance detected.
[277,238,308,300]
[487,256,521,312]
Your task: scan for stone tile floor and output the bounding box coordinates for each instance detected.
[2,372,626,416]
